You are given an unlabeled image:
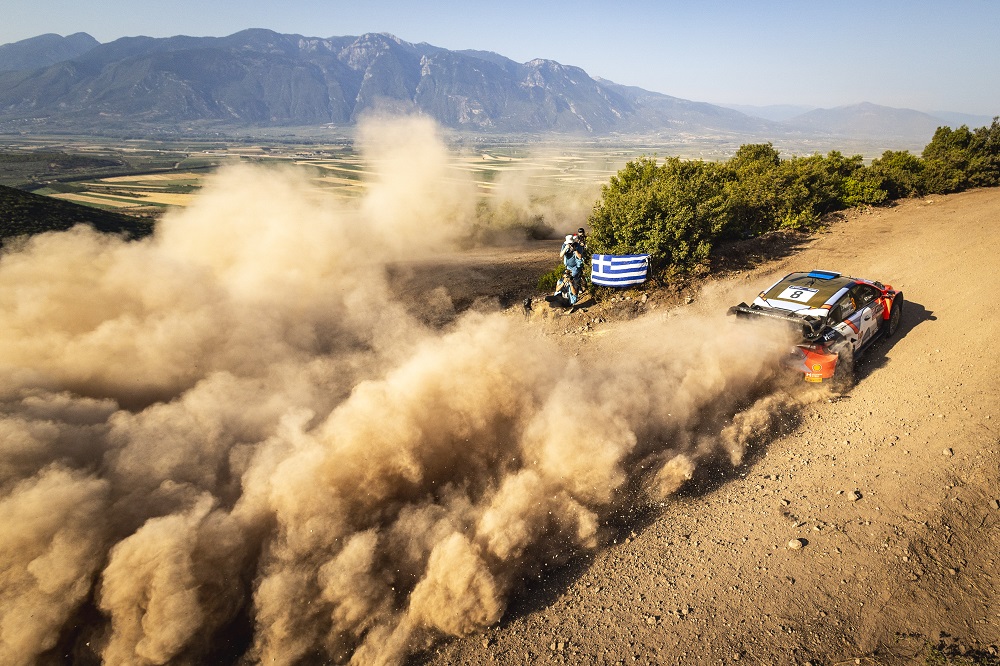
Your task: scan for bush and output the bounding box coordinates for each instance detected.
[579,118,1000,287]
[968,117,1000,188]
[589,156,726,273]
[868,150,925,198]
[536,262,564,292]
[922,125,975,193]
[721,143,783,239]
[842,172,888,207]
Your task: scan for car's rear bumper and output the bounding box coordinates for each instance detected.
[788,346,839,382]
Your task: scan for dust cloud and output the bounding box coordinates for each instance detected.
[1,116,809,665]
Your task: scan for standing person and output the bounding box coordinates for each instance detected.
[561,235,584,286]
[573,227,590,293]
[545,269,579,309]
[560,234,575,261]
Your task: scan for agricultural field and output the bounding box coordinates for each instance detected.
[1,135,655,217]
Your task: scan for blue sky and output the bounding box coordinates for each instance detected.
[2,0,998,116]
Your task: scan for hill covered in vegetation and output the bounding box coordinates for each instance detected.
[588,118,1000,276]
[0,184,153,247]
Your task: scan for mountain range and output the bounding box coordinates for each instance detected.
[0,32,99,72]
[0,30,991,142]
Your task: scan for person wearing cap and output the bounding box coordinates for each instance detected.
[575,227,588,250]
[560,234,576,259]
[546,269,579,309]
[560,234,584,283]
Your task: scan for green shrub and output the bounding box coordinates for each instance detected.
[576,119,1000,289]
[842,173,888,207]
[922,125,974,193]
[968,117,1000,188]
[868,150,926,198]
[536,262,564,292]
[589,156,726,274]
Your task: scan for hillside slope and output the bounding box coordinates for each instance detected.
[0,29,771,135]
[0,32,98,72]
[0,184,152,246]
[423,188,1000,664]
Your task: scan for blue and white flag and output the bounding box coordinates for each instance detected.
[590,254,650,287]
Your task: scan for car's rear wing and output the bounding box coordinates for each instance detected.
[727,302,825,340]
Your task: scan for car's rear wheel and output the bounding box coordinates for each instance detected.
[831,347,855,392]
[886,292,904,337]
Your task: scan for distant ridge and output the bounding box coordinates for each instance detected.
[0,30,991,143]
[781,102,946,139]
[720,104,817,122]
[0,32,99,72]
[0,29,772,136]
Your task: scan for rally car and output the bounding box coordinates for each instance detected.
[727,270,904,384]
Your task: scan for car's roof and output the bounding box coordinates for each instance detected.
[761,270,855,310]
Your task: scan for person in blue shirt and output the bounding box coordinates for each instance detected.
[560,235,584,285]
[546,269,579,309]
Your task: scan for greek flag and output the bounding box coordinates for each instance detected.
[590,254,650,287]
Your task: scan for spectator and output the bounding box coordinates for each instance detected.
[546,269,579,309]
[560,235,584,283]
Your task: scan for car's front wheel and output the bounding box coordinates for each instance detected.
[886,292,904,337]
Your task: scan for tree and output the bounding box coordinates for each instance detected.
[967,117,1000,188]
[775,151,862,227]
[721,143,783,239]
[922,125,973,193]
[588,156,726,273]
[867,150,926,199]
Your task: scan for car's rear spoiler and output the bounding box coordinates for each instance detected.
[727,302,824,340]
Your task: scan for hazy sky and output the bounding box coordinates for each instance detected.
[2,0,998,116]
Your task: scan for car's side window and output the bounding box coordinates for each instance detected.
[851,284,879,306]
[834,293,855,321]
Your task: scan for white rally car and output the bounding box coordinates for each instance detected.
[728,270,904,384]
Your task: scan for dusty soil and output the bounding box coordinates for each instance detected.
[403,188,1000,664]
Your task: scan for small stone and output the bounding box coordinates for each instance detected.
[991,499,1000,510]
[780,499,790,506]
[948,568,958,576]
[944,448,954,457]
[788,539,804,550]
[645,615,656,625]
[481,638,490,648]
[848,490,862,501]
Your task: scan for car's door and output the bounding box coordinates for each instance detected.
[830,292,861,351]
[850,284,883,348]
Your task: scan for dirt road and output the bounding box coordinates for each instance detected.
[422,188,1000,664]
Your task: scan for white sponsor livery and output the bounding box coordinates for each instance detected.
[776,285,818,303]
